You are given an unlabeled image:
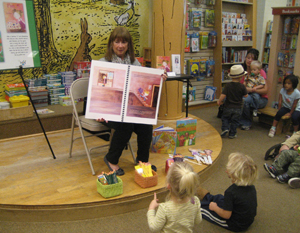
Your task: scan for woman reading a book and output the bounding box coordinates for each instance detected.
[97,26,167,176]
[239,48,268,130]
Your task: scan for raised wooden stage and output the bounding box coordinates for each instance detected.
[0,115,222,222]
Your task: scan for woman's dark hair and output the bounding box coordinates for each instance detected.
[104,27,135,63]
[243,48,260,70]
[283,74,299,89]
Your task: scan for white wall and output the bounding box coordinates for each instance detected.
[256,0,286,60]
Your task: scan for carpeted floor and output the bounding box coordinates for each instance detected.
[1,106,299,233]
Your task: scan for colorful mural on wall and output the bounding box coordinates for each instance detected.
[0,0,150,98]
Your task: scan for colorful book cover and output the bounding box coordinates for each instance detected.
[205,9,215,27]
[187,59,200,76]
[152,126,177,154]
[189,8,202,30]
[290,35,298,49]
[284,17,292,34]
[188,86,196,102]
[278,69,284,84]
[206,59,215,77]
[281,35,287,50]
[291,16,300,34]
[176,118,197,147]
[0,32,4,62]
[3,2,27,33]
[277,52,284,67]
[199,58,207,77]
[171,54,181,74]
[200,32,208,49]
[156,56,171,72]
[289,52,295,68]
[286,35,292,49]
[185,32,190,52]
[204,86,217,101]
[190,32,200,52]
[283,53,289,68]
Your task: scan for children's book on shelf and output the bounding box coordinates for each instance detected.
[286,35,292,49]
[191,32,200,52]
[185,32,190,52]
[204,86,217,101]
[189,8,202,30]
[284,17,292,34]
[156,56,171,72]
[206,0,215,5]
[152,126,177,154]
[281,35,287,50]
[278,69,284,84]
[187,59,200,77]
[289,52,295,68]
[171,54,181,75]
[208,31,217,47]
[290,35,298,49]
[176,117,197,147]
[189,86,196,102]
[200,32,208,49]
[206,59,215,77]
[85,60,164,125]
[277,52,284,67]
[291,16,300,34]
[205,9,215,27]
[283,53,289,68]
[199,58,207,78]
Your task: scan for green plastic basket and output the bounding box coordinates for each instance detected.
[97,177,123,198]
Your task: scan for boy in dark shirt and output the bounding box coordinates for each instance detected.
[217,65,248,138]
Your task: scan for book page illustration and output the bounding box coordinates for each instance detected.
[3,2,27,33]
[86,60,164,125]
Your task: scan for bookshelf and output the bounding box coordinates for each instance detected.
[266,7,300,107]
[261,20,273,73]
[213,0,257,97]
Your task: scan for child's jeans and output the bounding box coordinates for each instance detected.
[274,107,300,126]
[249,92,260,110]
[221,107,242,136]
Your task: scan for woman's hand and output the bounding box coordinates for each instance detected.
[96,118,108,123]
[149,192,159,210]
[161,72,168,81]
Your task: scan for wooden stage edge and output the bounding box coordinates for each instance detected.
[0,115,222,222]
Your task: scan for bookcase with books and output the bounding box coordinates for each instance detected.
[261,20,273,73]
[184,0,217,105]
[213,0,257,97]
[266,7,300,107]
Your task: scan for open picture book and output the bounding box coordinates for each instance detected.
[85,60,164,125]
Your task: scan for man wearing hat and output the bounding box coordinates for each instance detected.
[217,65,248,139]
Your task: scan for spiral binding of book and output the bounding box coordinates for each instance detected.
[121,65,130,122]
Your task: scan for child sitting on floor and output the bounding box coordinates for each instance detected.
[197,152,258,232]
[147,162,202,232]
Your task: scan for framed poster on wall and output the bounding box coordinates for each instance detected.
[0,0,41,70]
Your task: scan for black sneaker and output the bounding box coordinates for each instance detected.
[221,129,229,137]
[277,173,291,183]
[264,163,278,178]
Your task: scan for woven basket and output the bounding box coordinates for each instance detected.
[97,177,123,198]
[134,170,158,188]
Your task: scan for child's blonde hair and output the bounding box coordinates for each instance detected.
[250,60,262,70]
[166,162,199,200]
[226,152,257,186]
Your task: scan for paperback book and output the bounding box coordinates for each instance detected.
[204,86,217,101]
[176,117,197,147]
[171,54,181,74]
[156,56,171,72]
[205,9,215,27]
[152,126,177,154]
[85,60,164,125]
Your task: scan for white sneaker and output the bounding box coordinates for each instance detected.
[288,177,300,188]
[268,128,276,138]
[253,110,258,117]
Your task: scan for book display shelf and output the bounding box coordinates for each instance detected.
[213,0,257,97]
[267,7,300,107]
[262,20,273,73]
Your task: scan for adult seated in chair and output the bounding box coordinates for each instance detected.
[97,27,167,176]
